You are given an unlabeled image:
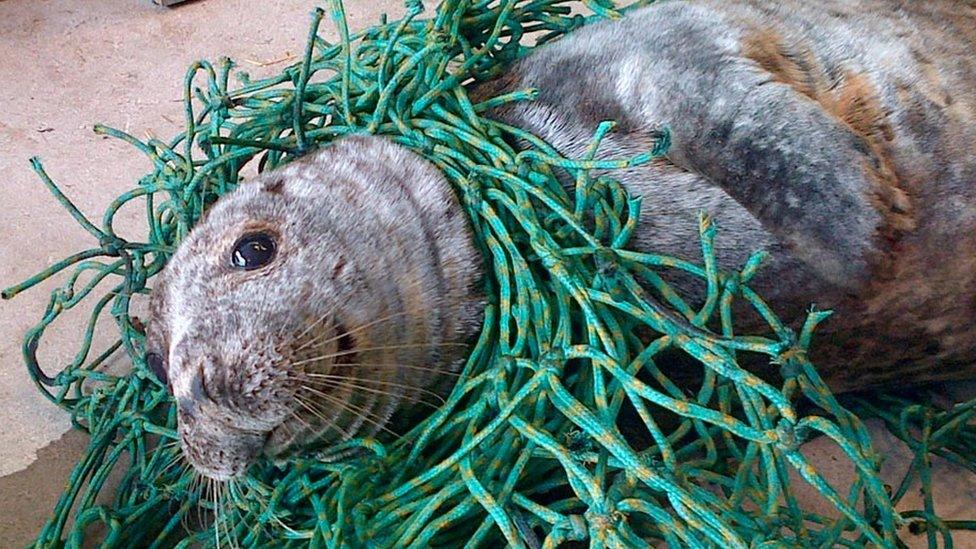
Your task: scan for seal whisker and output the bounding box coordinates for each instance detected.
[153,444,181,468]
[177,469,196,534]
[184,471,203,533]
[298,385,401,438]
[298,376,443,410]
[274,410,312,451]
[206,478,217,549]
[212,478,221,549]
[216,479,233,549]
[291,341,468,366]
[289,301,342,347]
[157,452,189,478]
[300,373,447,405]
[223,482,236,549]
[234,479,285,538]
[289,271,437,352]
[295,395,370,440]
[214,481,232,549]
[308,361,461,377]
[286,409,312,431]
[296,310,412,351]
[220,481,238,549]
[289,308,415,354]
[295,395,372,440]
[294,395,352,440]
[270,514,298,535]
[158,457,188,478]
[190,471,207,532]
[224,480,246,545]
[302,385,399,438]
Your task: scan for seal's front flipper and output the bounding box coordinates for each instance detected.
[637,21,914,291]
[664,74,914,290]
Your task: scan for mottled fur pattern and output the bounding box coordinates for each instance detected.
[150,0,976,479]
[475,0,976,390]
[147,136,483,479]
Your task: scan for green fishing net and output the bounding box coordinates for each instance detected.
[5,0,976,547]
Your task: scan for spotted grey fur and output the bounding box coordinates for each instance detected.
[148,0,976,479]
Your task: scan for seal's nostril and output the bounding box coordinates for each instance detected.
[190,363,213,402]
[178,398,198,425]
[146,352,168,387]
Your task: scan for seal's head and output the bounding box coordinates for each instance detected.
[145,135,483,480]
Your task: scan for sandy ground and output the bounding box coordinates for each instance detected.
[0,0,973,546]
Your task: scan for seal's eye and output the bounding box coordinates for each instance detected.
[146,352,167,386]
[232,232,277,270]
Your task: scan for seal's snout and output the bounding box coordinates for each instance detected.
[174,362,281,480]
[178,418,265,480]
[162,333,295,480]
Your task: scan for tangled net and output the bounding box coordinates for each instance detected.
[6,0,976,547]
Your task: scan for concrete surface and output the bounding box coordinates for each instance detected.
[0,0,972,547]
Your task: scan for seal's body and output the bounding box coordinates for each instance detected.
[476,0,976,391]
[147,0,976,479]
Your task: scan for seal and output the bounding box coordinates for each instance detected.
[146,0,976,479]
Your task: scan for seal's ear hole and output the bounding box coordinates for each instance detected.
[231,232,277,270]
